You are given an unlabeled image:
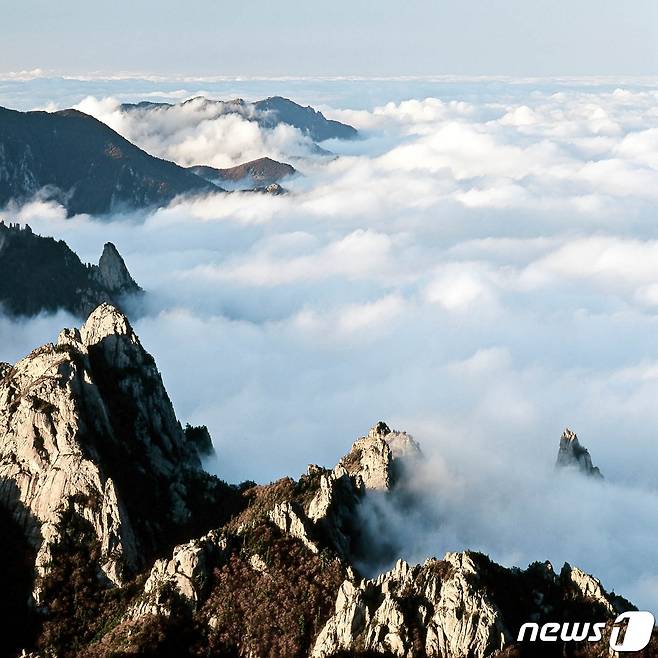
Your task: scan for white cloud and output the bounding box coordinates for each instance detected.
[521,237,658,294]
[181,229,399,287]
[4,80,658,613]
[72,95,325,168]
[424,263,498,311]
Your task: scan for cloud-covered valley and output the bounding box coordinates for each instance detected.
[70,95,329,168]
[3,79,658,613]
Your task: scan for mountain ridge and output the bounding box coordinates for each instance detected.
[120,95,358,143]
[0,221,142,317]
[0,308,651,656]
[188,156,296,190]
[0,105,216,216]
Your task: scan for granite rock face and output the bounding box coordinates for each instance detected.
[311,551,629,658]
[338,421,422,491]
[0,304,205,599]
[129,421,424,623]
[556,428,603,478]
[303,422,422,557]
[92,242,141,295]
[130,529,228,619]
[311,553,508,658]
[0,312,645,657]
[268,500,321,554]
[561,563,614,614]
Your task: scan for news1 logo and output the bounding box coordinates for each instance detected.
[610,611,655,652]
[517,611,655,652]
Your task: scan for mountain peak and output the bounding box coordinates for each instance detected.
[80,302,135,347]
[367,420,391,438]
[0,305,217,604]
[339,421,421,491]
[95,242,140,294]
[121,95,358,143]
[556,428,603,478]
[187,156,296,190]
[0,105,215,216]
[0,222,142,318]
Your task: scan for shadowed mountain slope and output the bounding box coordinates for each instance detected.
[0,221,141,317]
[0,105,216,215]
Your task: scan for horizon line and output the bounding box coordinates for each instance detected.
[3,69,658,85]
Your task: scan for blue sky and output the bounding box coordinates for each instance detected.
[2,0,658,76]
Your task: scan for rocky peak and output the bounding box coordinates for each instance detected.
[0,222,142,318]
[311,550,628,658]
[94,242,140,294]
[0,304,208,599]
[0,105,216,216]
[80,302,135,345]
[130,529,228,619]
[311,551,508,658]
[561,563,614,613]
[339,421,422,491]
[368,420,392,439]
[2,384,642,657]
[556,428,603,478]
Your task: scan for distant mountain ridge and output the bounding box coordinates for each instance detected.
[0,221,141,317]
[0,99,351,216]
[0,105,215,216]
[188,156,296,189]
[120,95,358,143]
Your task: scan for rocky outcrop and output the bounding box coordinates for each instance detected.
[0,304,208,598]
[556,428,603,478]
[128,421,425,625]
[312,551,629,658]
[130,529,228,618]
[307,464,361,556]
[91,242,140,295]
[338,421,422,491]
[311,553,508,658]
[0,221,142,317]
[268,500,320,554]
[0,304,643,658]
[228,422,423,563]
[561,563,614,614]
[297,422,421,558]
[259,182,286,195]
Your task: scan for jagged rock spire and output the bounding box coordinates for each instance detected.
[0,222,142,318]
[556,428,603,478]
[94,242,141,294]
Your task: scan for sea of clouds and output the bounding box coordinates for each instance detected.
[2,77,658,612]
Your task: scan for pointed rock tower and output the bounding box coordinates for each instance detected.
[556,428,603,478]
[92,242,141,295]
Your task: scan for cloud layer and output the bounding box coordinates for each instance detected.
[3,80,658,613]
[72,96,326,168]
